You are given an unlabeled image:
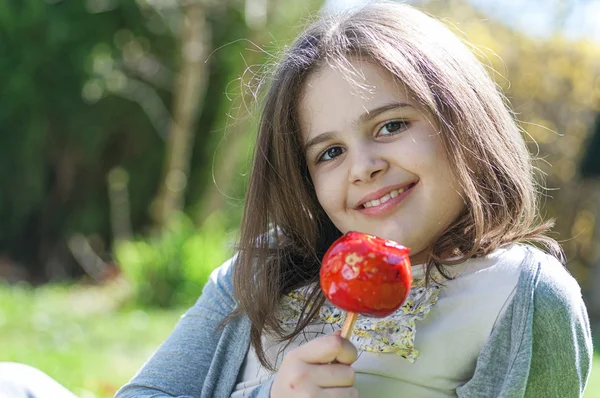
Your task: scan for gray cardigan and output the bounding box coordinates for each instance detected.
[115,247,593,397]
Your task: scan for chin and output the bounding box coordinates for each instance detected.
[374,226,410,245]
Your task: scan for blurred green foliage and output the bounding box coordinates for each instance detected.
[0,0,276,278]
[1,0,167,274]
[115,212,234,307]
[0,0,323,281]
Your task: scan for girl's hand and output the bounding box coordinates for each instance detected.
[270,332,359,397]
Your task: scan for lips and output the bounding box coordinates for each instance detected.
[356,181,418,209]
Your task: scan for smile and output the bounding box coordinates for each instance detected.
[357,182,417,217]
[363,186,410,208]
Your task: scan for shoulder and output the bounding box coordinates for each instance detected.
[189,254,239,316]
[484,243,581,302]
[515,245,584,312]
[207,254,238,291]
[528,246,590,332]
[510,245,592,356]
[460,243,530,281]
[458,245,593,396]
[478,244,590,346]
[456,244,584,316]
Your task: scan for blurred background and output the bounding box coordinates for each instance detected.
[1,0,599,396]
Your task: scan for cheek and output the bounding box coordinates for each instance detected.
[418,136,454,182]
[312,173,349,220]
[435,148,464,198]
[310,172,334,209]
[432,165,466,221]
[413,137,465,216]
[395,130,440,170]
[314,180,338,210]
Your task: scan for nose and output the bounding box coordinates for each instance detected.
[348,148,389,184]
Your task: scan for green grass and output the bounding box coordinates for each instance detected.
[586,355,600,397]
[1,281,599,397]
[0,281,184,398]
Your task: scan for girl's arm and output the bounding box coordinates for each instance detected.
[115,256,254,398]
[524,266,592,396]
[456,250,593,397]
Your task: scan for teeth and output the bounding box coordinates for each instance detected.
[363,186,409,208]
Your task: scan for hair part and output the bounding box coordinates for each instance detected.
[229,1,562,370]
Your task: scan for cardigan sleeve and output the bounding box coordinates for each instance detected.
[456,249,593,398]
[524,256,593,396]
[115,255,252,398]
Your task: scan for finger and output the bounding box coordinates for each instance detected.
[289,335,358,365]
[331,336,358,365]
[312,363,356,388]
[319,387,359,398]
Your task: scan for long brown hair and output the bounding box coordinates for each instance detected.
[231,2,561,369]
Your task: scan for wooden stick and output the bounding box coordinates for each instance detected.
[340,312,358,339]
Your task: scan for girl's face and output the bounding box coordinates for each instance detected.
[299,61,465,264]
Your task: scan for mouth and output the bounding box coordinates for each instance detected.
[357,182,418,209]
[355,181,418,217]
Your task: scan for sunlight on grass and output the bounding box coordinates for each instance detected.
[1,282,599,397]
[0,282,184,398]
[585,355,600,397]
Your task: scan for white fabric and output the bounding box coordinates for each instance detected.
[0,363,78,398]
[231,244,526,397]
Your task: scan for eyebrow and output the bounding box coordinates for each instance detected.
[303,101,412,154]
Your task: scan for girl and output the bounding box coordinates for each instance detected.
[114,2,593,397]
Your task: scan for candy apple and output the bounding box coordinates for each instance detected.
[320,231,413,333]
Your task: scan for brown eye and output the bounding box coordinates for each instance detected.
[319,146,346,162]
[378,120,409,136]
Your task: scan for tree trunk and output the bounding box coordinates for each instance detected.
[154,2,210,227]
[197,0,268,223]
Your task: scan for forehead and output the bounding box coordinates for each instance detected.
[298,60,412,139]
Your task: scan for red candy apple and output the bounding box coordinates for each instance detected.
[320,231,412,319]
